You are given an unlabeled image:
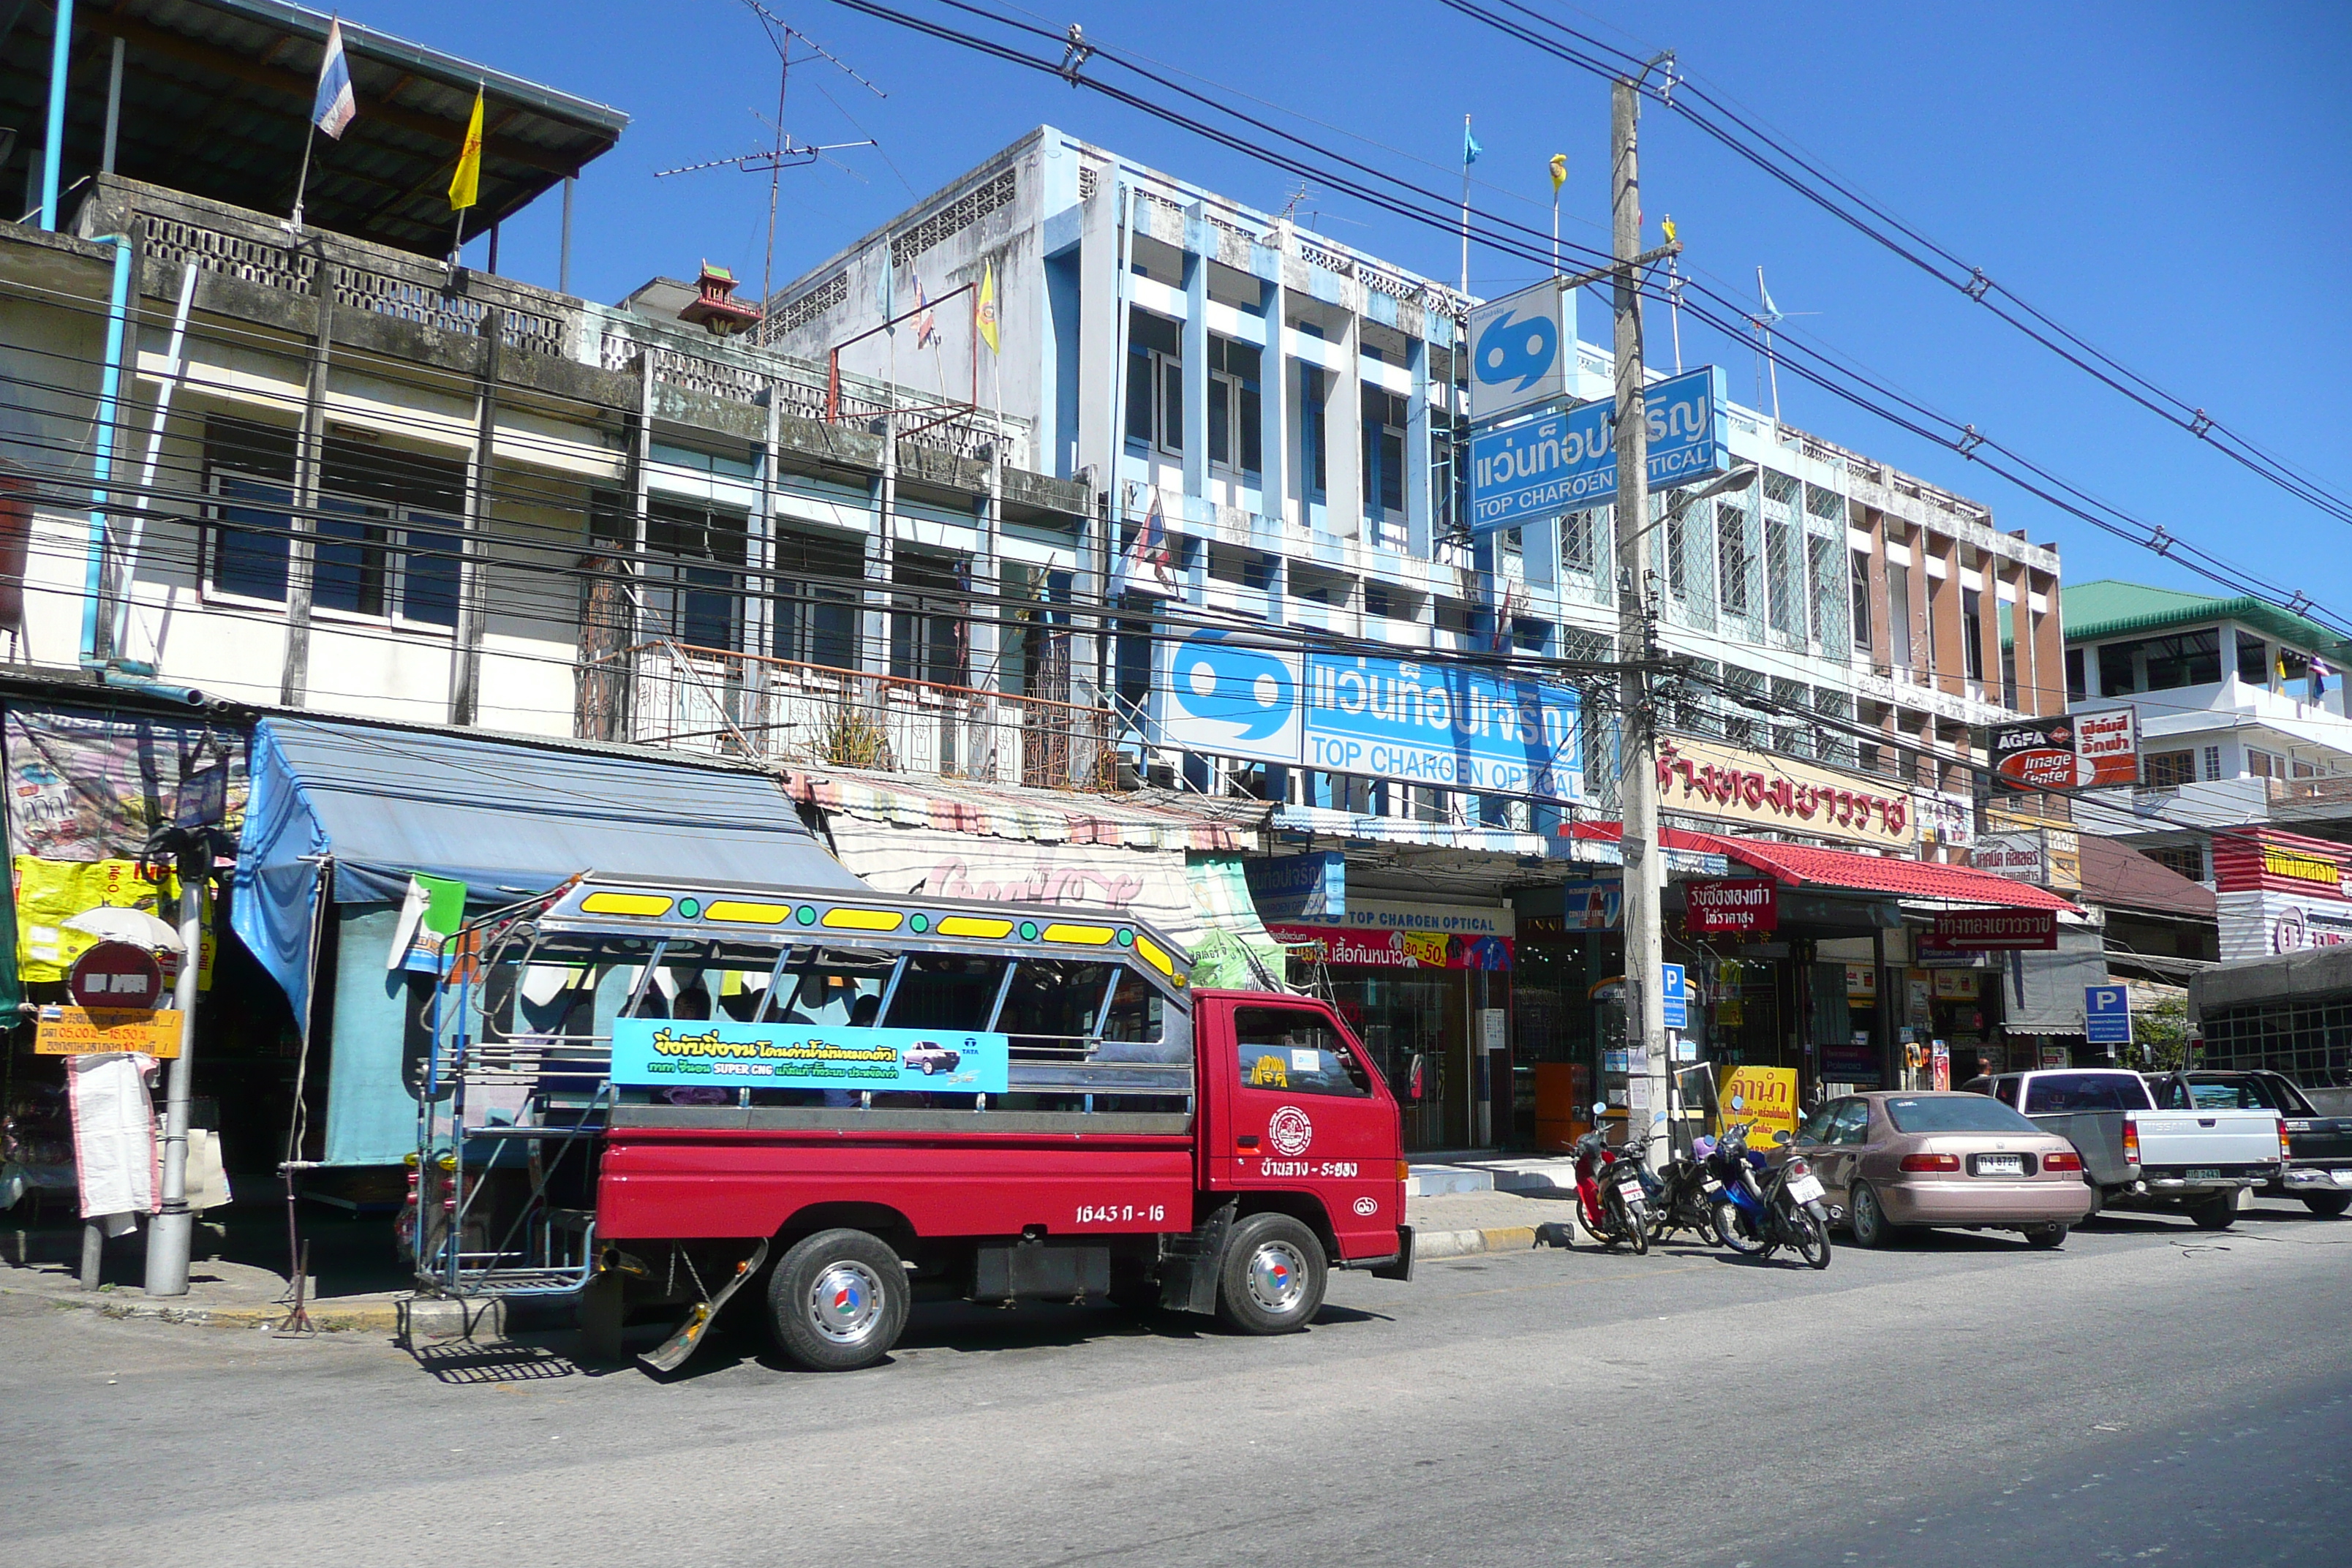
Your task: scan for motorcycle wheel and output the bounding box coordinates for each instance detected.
[1606,1191,1648,1254]
[1714,1199,1768,1256]
[1790,1205,1833,1270]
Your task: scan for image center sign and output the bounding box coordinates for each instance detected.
[1159,630,1583,802]
[1467,364,1731,535]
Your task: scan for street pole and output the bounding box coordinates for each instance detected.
[1611,74,1668,1159]
[144,845,206,1295]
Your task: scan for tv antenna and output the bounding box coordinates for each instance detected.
[656,1,885,342]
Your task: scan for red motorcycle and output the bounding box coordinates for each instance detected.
[1569,1104,1653,1254]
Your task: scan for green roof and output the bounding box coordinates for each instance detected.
[2052,579,2352,659]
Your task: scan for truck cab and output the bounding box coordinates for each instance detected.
[411,875,1411,1372]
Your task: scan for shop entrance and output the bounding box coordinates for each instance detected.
[1332,973,1466,1150]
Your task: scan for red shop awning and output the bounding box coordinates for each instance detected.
[1567,821,2078,912]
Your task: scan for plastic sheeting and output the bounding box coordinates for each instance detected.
[1997,927,2109,1036]
[231,717,862,1036]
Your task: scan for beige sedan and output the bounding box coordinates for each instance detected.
[1784,1090,2097,1249]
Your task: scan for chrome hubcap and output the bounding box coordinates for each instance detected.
[1245,1240,1309,1314]
[807,1261,886,1345]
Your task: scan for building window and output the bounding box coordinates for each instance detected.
[646,501,748,652]
[1850,550,1872,649]
[1206,337,1262,478]
[1562,507,1602,576]
[2237,630,2267,686]
[1360,385,1406,519]
[1961,588,1986,682]
[2144,750,2196,788]
[889,549,969,687]
[1300,369,1327,500]
[772,528,863,669]
[202,418,462,627]
[1716,502,1751,617]
[1126,311,1183,456]
[1885,561,1912,671]
[2247,748,2286,780]
[2146,843,2204,882]
[2066,647,2087,704]
[2203,745,2222,781]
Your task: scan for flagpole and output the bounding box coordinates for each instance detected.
[289,124,317,232]
[1458,114,1471,298]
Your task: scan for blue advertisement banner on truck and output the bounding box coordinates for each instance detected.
[1466,364,1730,535]
[610,1019,1011,1094]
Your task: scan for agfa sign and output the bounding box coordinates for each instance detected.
[1987,708,2138,792]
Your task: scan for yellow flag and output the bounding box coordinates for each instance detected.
[976,261,1000,355]
[449,87,484,212]
[1662,214,1678,244]
[1548,153,1567,194]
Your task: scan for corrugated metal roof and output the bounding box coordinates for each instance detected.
[2059,579,2352,660]
[1,0,625,256]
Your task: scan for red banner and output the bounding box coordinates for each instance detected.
[1264,924,1513,971]
[1922,909,2057,951]
[1684,878,1779,934]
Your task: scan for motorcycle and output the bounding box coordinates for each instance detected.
[1639,1135,1724,1247]
[1705,1121,1833,1270]
[1569,1103,1653,1254]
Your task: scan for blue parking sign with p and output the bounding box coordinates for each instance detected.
[1661,962,1688,1030]
[2084,984,2132,1045]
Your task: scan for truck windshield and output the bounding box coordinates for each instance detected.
[1885,1096,2040,1135]
[2022,1073,2154,1115]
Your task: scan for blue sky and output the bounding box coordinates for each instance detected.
[366,1,2352,628]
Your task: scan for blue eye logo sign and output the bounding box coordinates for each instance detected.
[1169,630,1298,742]
[1474,309,1557,393]
[1466,278,1572,423]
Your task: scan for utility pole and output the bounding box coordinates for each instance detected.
[1612,72,1668,1159]
[144,831,210,1296]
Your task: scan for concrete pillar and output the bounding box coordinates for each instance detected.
[1259,271,1290,529]
[1406,333,1433,559]
[1180,206,1210,502]
[1327,309,1362,539]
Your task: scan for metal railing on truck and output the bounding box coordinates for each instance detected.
[412,875,1196,1300]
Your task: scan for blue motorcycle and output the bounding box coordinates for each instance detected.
[1703,1121,1833,1270]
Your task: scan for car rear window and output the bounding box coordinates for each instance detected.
[1885,1096,2041,1135]
[2021,1073,2155,1115]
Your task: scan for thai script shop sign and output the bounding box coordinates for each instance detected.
[1466,365,1730,535]
[1162,630,1581,802]
[1921,909,2058,951]
[1684,878,1778,935]
[1656,736,1913,850]
[610,1019,1011,1094]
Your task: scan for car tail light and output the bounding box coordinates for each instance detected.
[1899,1153,1961,1172]
[2122,1120,2141,1164]
[2281,1119,2293,1161]
[2043,1150,2083,1173]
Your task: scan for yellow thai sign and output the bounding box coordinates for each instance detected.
[1716,1065,1800,1147]
[34,1006,184,1058]
[1655,737,1915,849]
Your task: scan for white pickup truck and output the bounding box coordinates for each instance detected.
[1961,1068,2286,1229]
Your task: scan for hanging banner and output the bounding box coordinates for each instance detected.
[1684,878,1779,935]
[1986,708,2138,793]
[1264,924,1513,971]
[4,707,247,861]
[1243,853,1346,921]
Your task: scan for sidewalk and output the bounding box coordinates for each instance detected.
[0,1251,412,1333]
[1407,1188,1582,1261]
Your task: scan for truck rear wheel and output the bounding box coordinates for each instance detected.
[2187,1194,2239,1231]
[767,1228,908,1371]
[2302,1191,2351,1218]
[1215,1213,1326,1335]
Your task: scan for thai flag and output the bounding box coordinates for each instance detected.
[312,20,357,140]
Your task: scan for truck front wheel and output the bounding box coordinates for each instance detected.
[768,1228,909,1371]
[1215,1213,1327,1335]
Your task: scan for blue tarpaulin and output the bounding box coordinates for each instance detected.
[232,716,864,1041]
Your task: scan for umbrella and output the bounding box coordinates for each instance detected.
[62,907,186,953]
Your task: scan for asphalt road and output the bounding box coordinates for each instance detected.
[7,1198,2349,1568]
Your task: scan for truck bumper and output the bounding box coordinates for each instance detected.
[2280,1166,2352,1192]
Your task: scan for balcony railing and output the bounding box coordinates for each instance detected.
[600,641,1118,792]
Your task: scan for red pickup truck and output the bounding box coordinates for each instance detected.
[414,877,1414,1372]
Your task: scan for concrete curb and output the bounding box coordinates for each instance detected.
[1413,1225,1538,1261]
[3,1283,404,1334]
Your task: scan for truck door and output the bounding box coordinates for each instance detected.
[1215,1000,1401,1262]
